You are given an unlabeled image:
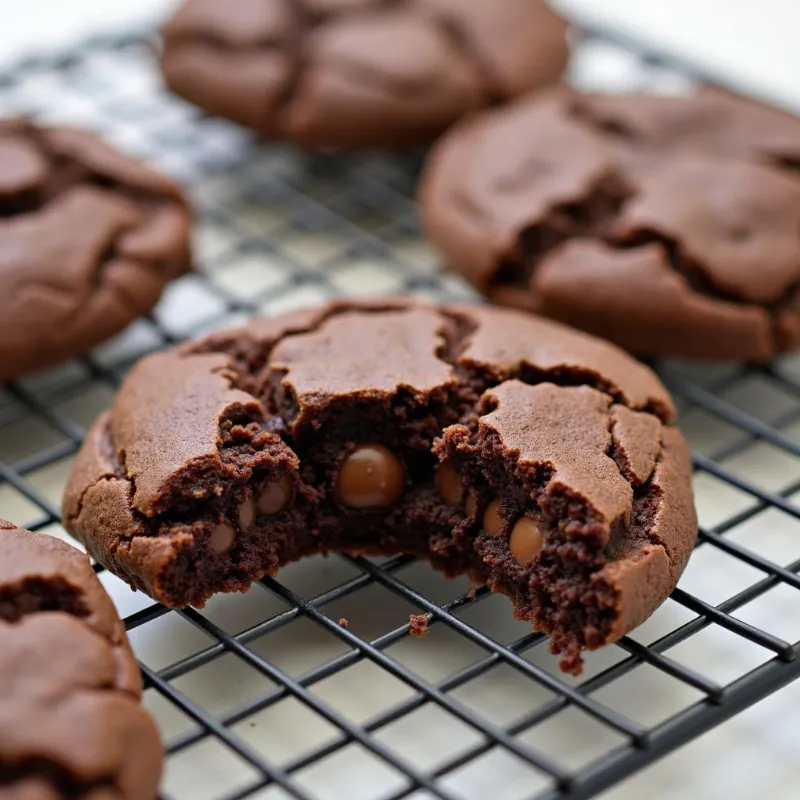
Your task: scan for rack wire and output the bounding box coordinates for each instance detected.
[1,23,799,800]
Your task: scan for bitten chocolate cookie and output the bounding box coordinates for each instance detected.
[63,300,696,673]
[419,88,800,360]
[159,0,568,149]
[0,118,192,380]
[0,520,163,799]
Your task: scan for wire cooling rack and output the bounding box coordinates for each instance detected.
[1,23,800,800]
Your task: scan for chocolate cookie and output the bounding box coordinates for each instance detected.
[419,88,800,360]
[0,118,192,381]
[63,300,696,673]
[159,0,569,149]
[0,520,163,799]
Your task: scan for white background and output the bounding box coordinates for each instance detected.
[1,0,797,113]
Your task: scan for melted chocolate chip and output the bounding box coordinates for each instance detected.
[337,444,405,509]
[209,523,235,556]
[482,499,504,536]
[436,462,463,506]
[465,493,478,518]
[509,517,544,565]
[238,494,256,529]
[257,474,293,515]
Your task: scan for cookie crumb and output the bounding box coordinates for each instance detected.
[409,614,429,637]
[468,587,478,601]
[338,617,349,628]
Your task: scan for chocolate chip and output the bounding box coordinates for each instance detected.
[257,474,293,515]
[436,462,463,506]
[509,517,544,566]
[482,499,504,536]
[238,494,256,529]
[337,443,405,509]
[209,523,235,556]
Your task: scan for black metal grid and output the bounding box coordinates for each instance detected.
[1,24,799,800]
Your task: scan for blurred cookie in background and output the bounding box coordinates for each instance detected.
[0,118,192,381]
[419,87,800,361]
[160,0,569,149]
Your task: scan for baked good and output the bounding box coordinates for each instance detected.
[0,117,192,380]
[63,299,696,673]
[0,520,163,799]
[159,0,569,149]
[418,88,800,360]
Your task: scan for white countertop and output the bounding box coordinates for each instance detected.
[0,0,175,62]
[556,0,799,114]
[2,0,797,113]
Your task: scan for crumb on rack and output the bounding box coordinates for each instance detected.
[409,613,429,637]
[338,617,349,628]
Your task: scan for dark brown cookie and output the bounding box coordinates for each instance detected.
[63,299,696,673]
[0,118,192,381]
[0,520,163,800]
[159,0,569,149]
[418,88,800,361]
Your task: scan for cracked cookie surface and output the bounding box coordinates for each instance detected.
[159,0,569,148]
[63,299,696,673]
[0,520,162,800]
[419,88,800,360]
[0,118,192,380]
